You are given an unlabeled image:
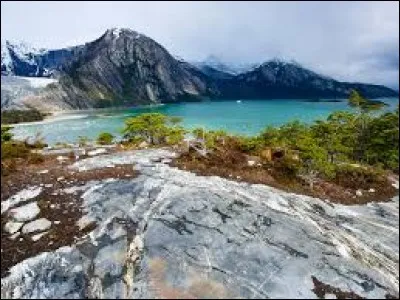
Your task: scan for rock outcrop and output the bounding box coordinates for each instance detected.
[1,149,398,299]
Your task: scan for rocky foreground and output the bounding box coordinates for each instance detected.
[1,148,399,299]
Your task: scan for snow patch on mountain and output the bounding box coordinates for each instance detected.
[18,76,57,88]
[192,55,259,75]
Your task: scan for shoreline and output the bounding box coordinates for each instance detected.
[4,103,168,127]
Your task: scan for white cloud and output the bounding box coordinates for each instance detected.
[1,1,399,89]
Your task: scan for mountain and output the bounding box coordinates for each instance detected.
[1,29,398,111]
[53,28,220,109]
[1,29,220,110]
[191,55,258,77]
[1,41,84,78]
[217,59,398,99]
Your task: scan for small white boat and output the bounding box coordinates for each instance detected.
[236,100,242,103]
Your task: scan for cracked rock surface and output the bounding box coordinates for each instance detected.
[1,149,399,299]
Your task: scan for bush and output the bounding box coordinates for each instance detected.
[273,156,303,178]
[237,136,264,153]
[1,141,30,160]
[97,132,114,145]
[192,128,230,150]
[1,125,13,143]
[166,127,185,145]
[122,113,185,145]
[334,164,386,189]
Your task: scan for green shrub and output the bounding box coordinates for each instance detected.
[97,132,114,145]
[1,141,30,159]
[166,127,185,145]
[1,125,13,143]
[122,113,185,146]
[237,136,263,153]
[273,156,303,178]
[334,164,386,189]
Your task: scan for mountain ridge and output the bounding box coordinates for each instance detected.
[1,28,398,111]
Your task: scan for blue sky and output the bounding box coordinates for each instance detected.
[1,1,399,89]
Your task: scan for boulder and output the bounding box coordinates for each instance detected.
[22,218,52,234]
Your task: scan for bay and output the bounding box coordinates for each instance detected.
[11,98,399,145]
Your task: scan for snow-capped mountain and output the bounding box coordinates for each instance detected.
[192,55,259,76]
[1,28,398,111]
[1,40,83,77]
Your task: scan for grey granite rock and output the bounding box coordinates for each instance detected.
[8,202,40,222]
[4,221,24,234]
[1,149,399,299]
[1,186,42,214]
[21,218,52,234]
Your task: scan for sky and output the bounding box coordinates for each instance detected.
[1,1,399,90]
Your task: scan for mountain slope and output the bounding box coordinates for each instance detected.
[191,55,258,76]
[1,30,398,111]
[53,28,219,109]
[1,41,83,77]
[218,59,398,99]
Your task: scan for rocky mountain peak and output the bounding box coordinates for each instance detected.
[103,28,143,41]
[1,30,398,111]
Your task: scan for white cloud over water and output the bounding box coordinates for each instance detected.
[1,1,399,89]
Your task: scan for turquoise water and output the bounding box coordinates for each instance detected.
[12,98,399,145]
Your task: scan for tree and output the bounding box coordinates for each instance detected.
[259,126,281,147]
[97,132,114,145]
[347,89,384,162]
[122,113,185,145]
[311,111,356,163]
[296,132,334,188]
[364,109,399,171]
[278,121,309,149]
[348,89,384,114]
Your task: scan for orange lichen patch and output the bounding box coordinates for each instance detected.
[148,257,231,299]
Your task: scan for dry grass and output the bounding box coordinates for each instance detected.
[171,144,398,205]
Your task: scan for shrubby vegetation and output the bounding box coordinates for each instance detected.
[97,132,114,145]
[1,125,45,176]
[170,90,398,199]
[119,91,398,186]
[122,113,186,146]
[237,91,398,178]
[192,128,229,150]
[1,125,13,143]
[1,109,47,124]
[2,89,396,199]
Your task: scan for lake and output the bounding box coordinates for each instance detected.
[11,98,399,145]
